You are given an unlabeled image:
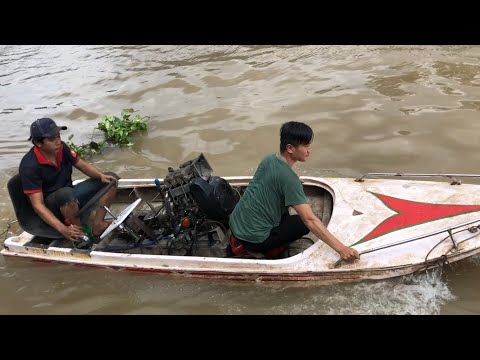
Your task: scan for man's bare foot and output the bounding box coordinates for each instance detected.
[92,220,113,237]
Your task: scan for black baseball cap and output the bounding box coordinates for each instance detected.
[28,118,67,140]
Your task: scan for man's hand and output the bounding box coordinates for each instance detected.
[338,245,360,262]
[60,224,85,242]
[75,158,117,184]
[99,173,117,184]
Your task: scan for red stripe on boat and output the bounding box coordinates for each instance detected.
[356,192,480,244]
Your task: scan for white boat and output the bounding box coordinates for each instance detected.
[3,154,480,283]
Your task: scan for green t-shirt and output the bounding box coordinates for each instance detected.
[229,153,307,243]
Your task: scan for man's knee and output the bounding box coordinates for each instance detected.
[300,223,309,236]
[51,187,77,208]
[292,215,309,236]
[44,187,78,220]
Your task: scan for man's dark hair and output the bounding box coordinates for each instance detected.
[279,121,314,152]
[32,137,44,145]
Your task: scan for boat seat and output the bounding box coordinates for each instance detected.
[229,233,286,259]
[7,174,64,239]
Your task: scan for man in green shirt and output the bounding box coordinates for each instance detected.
[229,121,359,262]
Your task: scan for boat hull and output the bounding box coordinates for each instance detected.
[3,176,480,283]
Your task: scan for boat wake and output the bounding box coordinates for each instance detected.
[273,269,455,315]
[155,268,454,315]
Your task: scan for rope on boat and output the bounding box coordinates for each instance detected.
[391,253,450,287]
[0,219,18,242]
[392,226,480,286]
[424,224,480,262]
[395,255,450,287]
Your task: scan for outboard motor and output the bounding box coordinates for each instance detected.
[190,175,239,224]
[121,153,240,257]
[159,153,239,226]
[96,153,240,257]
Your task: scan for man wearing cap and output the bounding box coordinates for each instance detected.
[19,117,119,243]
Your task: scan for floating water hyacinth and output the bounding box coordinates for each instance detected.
[67,109,149,158]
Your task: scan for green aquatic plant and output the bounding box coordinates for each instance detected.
[66,109,149,158]
[67,135,106,159]
[97,109,149,147]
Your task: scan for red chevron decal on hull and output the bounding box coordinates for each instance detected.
[354,192,480,245]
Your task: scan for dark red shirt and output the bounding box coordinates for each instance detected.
[19,141,80,197]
